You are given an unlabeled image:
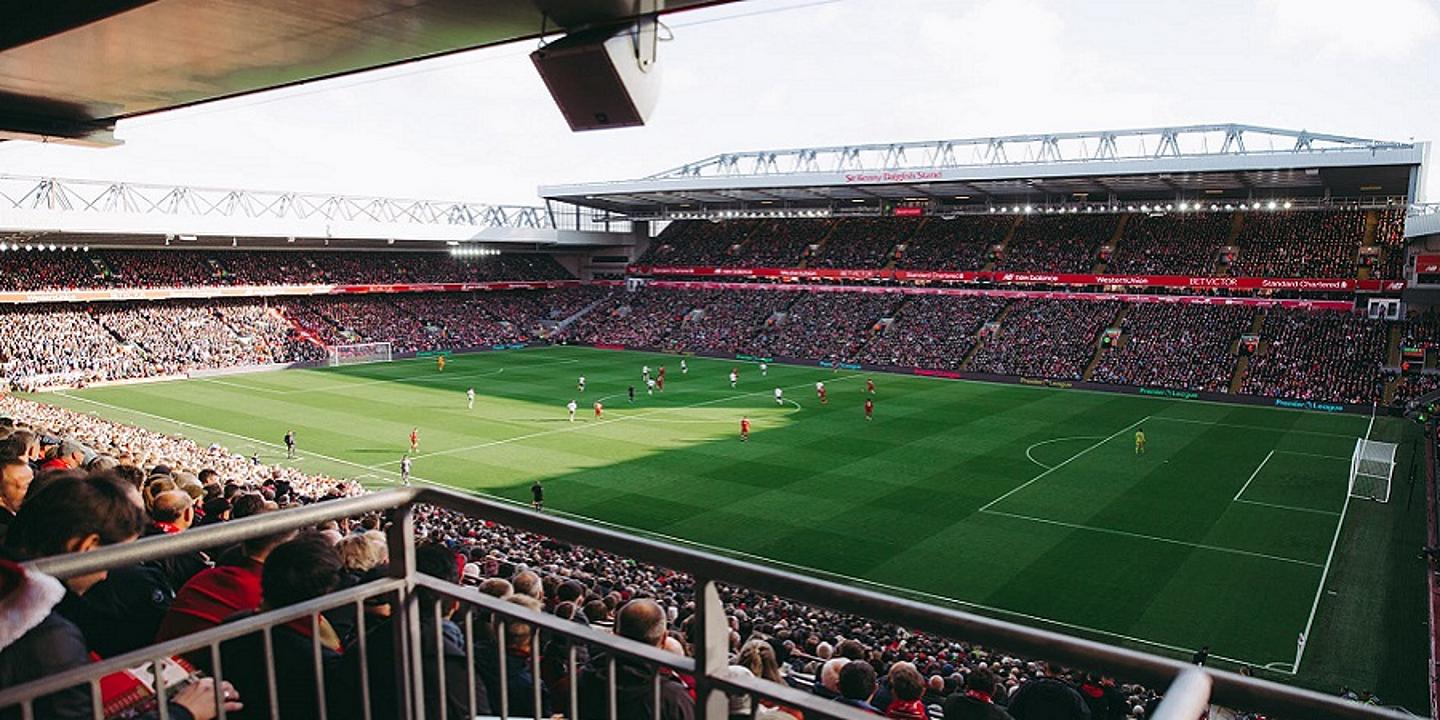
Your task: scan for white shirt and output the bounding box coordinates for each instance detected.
[642,366,650,375]
[816,382,824,391]
[729,372,737,382]
[466,389,475,398]
[578,376,586,385]
[567,402,577,413]
[760,363,768,371]
[647,379,656,388]
[774,388,783,398]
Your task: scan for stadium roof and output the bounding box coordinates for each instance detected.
[0,0,729,146]
[540,124,1429,218]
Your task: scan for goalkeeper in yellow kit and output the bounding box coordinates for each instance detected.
[1135,427,1146,455]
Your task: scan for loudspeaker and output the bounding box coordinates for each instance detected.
[531,24,661,131]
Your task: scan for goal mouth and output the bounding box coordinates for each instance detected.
[328,342,394,367]
[1349,438,1397,503]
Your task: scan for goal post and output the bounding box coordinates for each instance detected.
[1349,437,1397,503]
[328,342,393,367]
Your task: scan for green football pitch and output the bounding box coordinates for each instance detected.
[30,345,1429,709]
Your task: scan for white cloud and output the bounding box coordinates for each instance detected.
[1263,0,1440,59]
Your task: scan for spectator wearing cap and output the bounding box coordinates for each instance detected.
[1006,663,1090,720]
[39,439,87,473]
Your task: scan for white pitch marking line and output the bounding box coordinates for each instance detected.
[52,392,410,482]
[979,509,1324,569]
[1294,475,1353,672]
[1233,450,1275,501]
[1151,416,1358,440]
[978,416,1149,513]
[1235,499,1340,517]
[405,474,1288,672]
[1274,449,1351,462]
[371,374,865,468]
[1023,436,1104,470]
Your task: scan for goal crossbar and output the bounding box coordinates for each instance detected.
[1349,438,1397,503]
[328,342,394,367]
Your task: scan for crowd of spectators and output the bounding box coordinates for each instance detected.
[637,221,762,266]
[857,295,1010,370]
[966,300,1121,379]
[0,250,572,291]
[1091,303,1256,392]
[1230,210,1365,278]
[0,301,320,389]
[751,292,901,362]
[739,220,832,267]
[1369,208,1408,280]
[809,218,919,269]
[995,216,1118,274]
[1105,213,1232,276]
[0,392,1166,720]
[896,217,1012,271]
[1240,307,1388,404]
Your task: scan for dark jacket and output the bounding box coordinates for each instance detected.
[476,637,552,717]
[142,525,210,591]
[1007,677,1091,720]
[0,610,194,720]
[944,692,1016,720]
[345,612,492,719]
[577,652,694,720]
[56,565,174,658]
[216,612,349,720]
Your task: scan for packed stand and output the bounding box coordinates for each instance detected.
[736,219,831,267]
[0,250,573,292]
[1105,213,1232,276]
[896,216,1012,271]
[857,294,1009,371]
[636,220,762,266]
[1230,210,1364,278]
[966,299,1121,379]
[1091,303,1255,392]
[1240,308,1388,404]
[663,290,796,356]
[808,218,918,269]
[996,215,1118,273]
[561,288,717,350]
[751,292,900,362]
[1368,208,1408,279]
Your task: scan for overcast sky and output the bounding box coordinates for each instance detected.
[1,0,1437,205]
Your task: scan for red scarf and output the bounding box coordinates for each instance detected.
[966,689,993,704]
[152,522,183,535]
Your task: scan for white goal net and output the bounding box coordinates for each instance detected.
[328,342,393,367]
[1349,438,1397,503]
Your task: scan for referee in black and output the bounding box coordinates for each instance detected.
[284,430,296,459]
[531,480,544,512]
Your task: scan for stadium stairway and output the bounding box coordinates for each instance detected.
[1358,210,1381,279]
[1227,308,1269,394]
[960,299,1019,370]
[796,220,841,269]
[985,216,1022,271]
[1093,213,1131,273]
[551,294,616,335]
[1081,303,1127,381]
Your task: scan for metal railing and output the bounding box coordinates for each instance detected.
[0,486,1414,719]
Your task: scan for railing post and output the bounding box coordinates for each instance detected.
[1151,668,1213,720]
[387,504,426,720]
[689,577,730,720]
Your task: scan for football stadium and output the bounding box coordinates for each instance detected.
[1,3,1438,720]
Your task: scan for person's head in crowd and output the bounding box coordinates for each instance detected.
[557,579,585,605]
[583,598,610,624]
[338,532,388,573]
[3,429,39,462]
[837,638,867,660]
[0,456,33,517]
[478,577,513,598]
[415,542,462,617]
[197,468,219,486]
[821,657,850,693]
[461,562,482,586]
[615,598,667,649]
[150,489,195,531]
[202,495,233,523]
[261,533,342,609]
[966,667,999,698]
[46,439,88,471]
[499,593,544,653]
[739,638,784,683]
[839,660,878,705]
[111,463,145,490]
[231,492,270,519]
[887,662,921,702]
[143,476,176,508]
[2,472,146,593]
[511,569,543,601]
[85,454,119,474]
